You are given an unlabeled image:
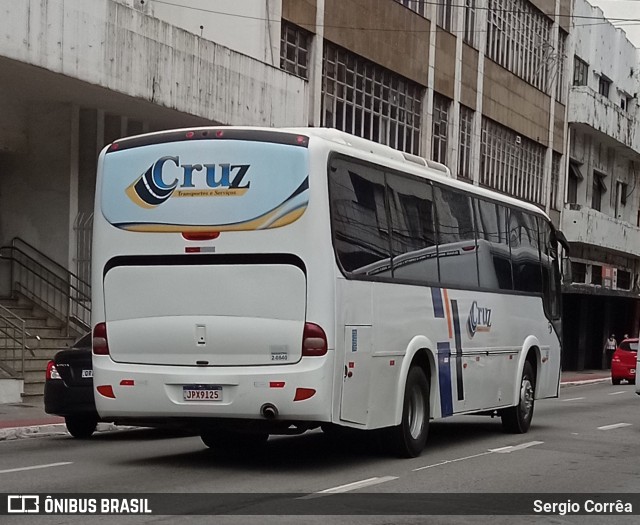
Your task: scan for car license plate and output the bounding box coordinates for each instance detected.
[183,385,222,401]
[82,369,93,378]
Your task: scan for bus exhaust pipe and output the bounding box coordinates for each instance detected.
[261,403,278,420]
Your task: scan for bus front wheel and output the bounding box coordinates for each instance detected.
[501,361,535,433]
[388,366,430,458]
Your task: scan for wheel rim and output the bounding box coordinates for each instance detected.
[520,377,534,419]
[408,385,425,439]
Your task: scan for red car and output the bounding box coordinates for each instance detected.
[611,338,637,385]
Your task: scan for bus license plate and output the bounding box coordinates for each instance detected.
[82,369,93,378]
[183,385,222,401]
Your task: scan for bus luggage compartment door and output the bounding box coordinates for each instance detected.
[340,325,373,425]
[103,263,306,366]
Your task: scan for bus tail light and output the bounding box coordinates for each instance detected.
[294,388,316,401]
[97,385,115,398]
[302,323,327,357]
[93,323,110,355]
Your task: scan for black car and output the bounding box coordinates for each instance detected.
[44,333,100,438]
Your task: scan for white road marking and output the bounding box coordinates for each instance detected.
[413,451,493,471]
[300,476,398,499]
[608,391,626,396]
[0,461,73,474]
[562,397,585,401]
[489,441,544,453]
[597,423,632,430]
[414,441,545,471]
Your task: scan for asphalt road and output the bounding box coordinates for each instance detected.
[1,381,639,524]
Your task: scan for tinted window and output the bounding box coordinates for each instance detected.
[539,217,560,318]
[387,174,438,283]
[434,186,478,287]
[620,341,638,351]
[474,199,512,290]
[509,210,542,293]
[329,157,391,274]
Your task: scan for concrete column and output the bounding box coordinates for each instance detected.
[309,0,325,127]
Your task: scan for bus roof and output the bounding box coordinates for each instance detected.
[106,125,551,221]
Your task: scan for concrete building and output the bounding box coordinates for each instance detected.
[561,0,640,370]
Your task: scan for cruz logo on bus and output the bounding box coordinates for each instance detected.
[126,156,251,208]
[467,300,492,338]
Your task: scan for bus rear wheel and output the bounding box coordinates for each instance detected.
[501,361,535,433]
[387,366,429,458]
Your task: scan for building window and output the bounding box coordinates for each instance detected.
[458,105,474,180]
[436,0,453,31]
[486,0,552,93]
[571,262,587,283]
[573,56,588,86]
[555,31,567,102]
[463,0,476,46]
[480,118,546,206]
[432,94,450,165]
[592,171,607,211]
[322,42,424,154]
[617,270,631,290]
[394,0,427,17]
[280,22,311,79]
[550,152,561,211]
[568,161,583,205]
[598,75,611,98]
[615,181,628,219]
[591,264,602,286]
[620,94,632,111]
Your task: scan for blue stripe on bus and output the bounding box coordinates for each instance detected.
[437,341,453,417]
[451,299,465,401]
[431,288,444,318]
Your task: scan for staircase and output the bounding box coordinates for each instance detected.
[0,237,91,399]
[0,294,79,398]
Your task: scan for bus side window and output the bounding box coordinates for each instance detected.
[474,199,513,291]
[386,174,438,284]
[329,158,391,275]
[509,209,543,294]
[434,186,478,288]
[539,218,560,319]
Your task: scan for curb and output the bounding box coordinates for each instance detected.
[0,422,125,441]
[560,378,610,387]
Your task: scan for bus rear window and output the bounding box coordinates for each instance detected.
[101,139,309,232]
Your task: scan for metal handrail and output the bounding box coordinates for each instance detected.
[0,237,91,336]
[0,305,26,378]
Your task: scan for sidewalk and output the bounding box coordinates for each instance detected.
[0,370,612,441]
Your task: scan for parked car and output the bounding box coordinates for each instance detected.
[611,338,637,385]
[44,332,100,438]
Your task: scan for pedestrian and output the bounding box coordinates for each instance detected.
[603,334,617,369]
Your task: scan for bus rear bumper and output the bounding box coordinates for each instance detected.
[93,357,333,424]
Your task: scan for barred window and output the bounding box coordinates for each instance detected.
[480,118,546,206]
[432,94,450,165]
[555,31,567,102]
[458,105,474,180]
[550,152,561,211]
[573,56,588,86]
[463,0,476,47]
[394,0,427,17]
[486,0,552,93]
[280,21,311,79]
[436,0,454,31]
[322,42,424,155]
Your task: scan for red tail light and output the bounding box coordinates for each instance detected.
[182,232,220,241]
[302,323,327,357]
[93,323,110,355]
[46,361,61,380]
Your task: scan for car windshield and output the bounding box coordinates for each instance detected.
[620,340,638,351]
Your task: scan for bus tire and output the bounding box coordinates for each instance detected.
[501,361,535,434]
[200,429,269,450]
[65,415,98,439]
[388,366,429,458]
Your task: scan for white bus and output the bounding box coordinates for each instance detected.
[92,127,567,457]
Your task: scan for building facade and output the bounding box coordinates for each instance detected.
[10,0,633,371]
[561,0,640,370]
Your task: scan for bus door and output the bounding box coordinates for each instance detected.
[340,325,373,424]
